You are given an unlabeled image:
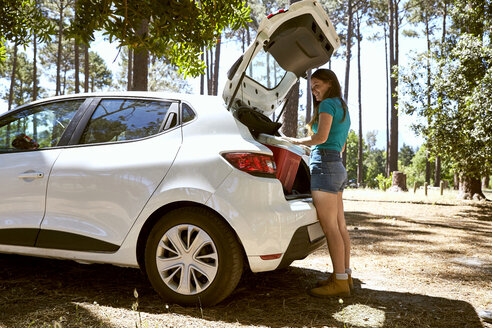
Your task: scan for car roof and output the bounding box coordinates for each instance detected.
[6,92,225,114]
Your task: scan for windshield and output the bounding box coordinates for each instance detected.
[246,48,286,89]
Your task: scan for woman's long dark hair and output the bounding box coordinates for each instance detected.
[307,69,348,133]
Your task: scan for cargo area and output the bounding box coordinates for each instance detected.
[233,107,311,199]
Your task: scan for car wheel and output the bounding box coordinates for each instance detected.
[144,207,244,306]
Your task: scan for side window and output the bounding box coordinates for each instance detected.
[182,103,196,123]
[79,99,171,144]
[0,100,83,151]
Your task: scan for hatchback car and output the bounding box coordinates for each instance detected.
[0,0,340,305]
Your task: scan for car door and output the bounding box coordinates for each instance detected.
[38,97,182,252]
[0,99,86,246]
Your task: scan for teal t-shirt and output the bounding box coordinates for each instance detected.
[312,97,351,152]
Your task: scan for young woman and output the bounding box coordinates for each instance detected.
[283,68,352,297]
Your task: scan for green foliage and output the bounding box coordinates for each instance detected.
[0,46,47,107]
[399,145,427,187]
[345,130,359,182]
[400,0,492,184]
[364,148,386,188]
[0,0,54,60]
[399,143,415,167]
[69,0,251,77]
[375,172,392,191]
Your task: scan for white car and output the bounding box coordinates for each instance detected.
[0,0,339,305]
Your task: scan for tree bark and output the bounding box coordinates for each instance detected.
[344,0,353,103]
[459,175,487,200]
[390,171,407,192]
[84,44,89,92]
[56,0,64,96]
[74,39,80,93]
[280,82,300,137]
[388,0,399,173]
[127,47,133,91]
[212,36,221,96]
[425,151,431,184]
[356,12,363,185]
[384,23,390,177]
[454,172,459,190]
[33,34,38,101]
[132,20,149,91]
[434,155,441,187]
[8,42,18,111]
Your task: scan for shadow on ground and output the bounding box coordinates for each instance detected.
[0,253,484,328]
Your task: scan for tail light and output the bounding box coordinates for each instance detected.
[222,152,276,178]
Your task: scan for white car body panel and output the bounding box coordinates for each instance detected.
[41,127,182,246]
[0,149,61,231]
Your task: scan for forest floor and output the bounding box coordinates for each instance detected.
[0,188,491,328]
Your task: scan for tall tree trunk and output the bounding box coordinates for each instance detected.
[212,36,221,96]
[127,47,133,91]
[280,82,299,137]
[388,0,399,173]
[74,0,80,94]
[132,20,149,91]
[33,34,38,101]
[343,0,353,103]
[342,0,353,167]
[434,156,441,187]
[425,152,431,184]
[74,39,80,93]
[384,23,390,177]
[84,44,89,92]
[56,0,64,96]
[306,69,312,124]
[62,65,67,95]
[356,13,363,185]
[459,174,487,200]
[8,42,18,111]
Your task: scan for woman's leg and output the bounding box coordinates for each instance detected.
[337,191,351,270]
[312,190,345,274]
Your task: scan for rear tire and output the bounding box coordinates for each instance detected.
[144,207,244,306]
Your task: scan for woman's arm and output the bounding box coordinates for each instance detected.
[283,113,333,146]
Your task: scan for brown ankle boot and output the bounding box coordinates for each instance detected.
[309,277,351,298]
[317,273,354,292]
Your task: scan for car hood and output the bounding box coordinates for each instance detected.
[223,0,340,116]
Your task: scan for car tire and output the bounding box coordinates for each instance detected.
[144,207,244,306]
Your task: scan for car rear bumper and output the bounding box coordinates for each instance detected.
[278,222,325,268]
[246,221,325,272]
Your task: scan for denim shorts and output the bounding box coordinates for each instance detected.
[309,148,348,194]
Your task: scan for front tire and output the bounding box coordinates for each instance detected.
[144,207,244,306]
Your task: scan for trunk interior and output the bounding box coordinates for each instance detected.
[232,107,311,199]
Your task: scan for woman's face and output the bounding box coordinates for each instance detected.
[311,77,331,102]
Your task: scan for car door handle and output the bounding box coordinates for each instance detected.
[18,172,44,179]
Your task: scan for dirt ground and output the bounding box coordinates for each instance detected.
[0,191,491,328]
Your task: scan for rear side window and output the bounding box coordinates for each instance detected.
[182,103,196,123]
[0,100,82,151]
[79,99,172,144]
